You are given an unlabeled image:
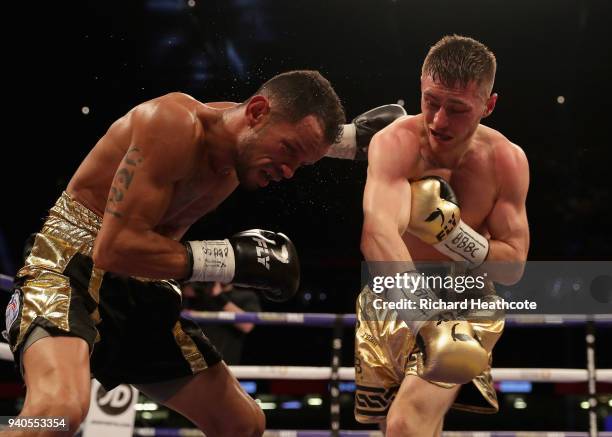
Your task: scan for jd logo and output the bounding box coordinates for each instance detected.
[96,385,133,415]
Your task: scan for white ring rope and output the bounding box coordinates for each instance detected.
[0,342,610,382]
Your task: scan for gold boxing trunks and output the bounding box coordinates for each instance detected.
[354,285,504,423]
[3,192,221,390]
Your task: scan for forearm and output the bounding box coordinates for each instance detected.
[476,239,526,285]
[93,229,189,279]
[326,124,361,160]
[326,105,408,161]
[361,228,415,277]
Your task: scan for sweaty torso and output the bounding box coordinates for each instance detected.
[398,114,506,261]
[66,93,239,240]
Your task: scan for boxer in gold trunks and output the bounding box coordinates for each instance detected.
[355,36,530,436]
[2,70,348,437]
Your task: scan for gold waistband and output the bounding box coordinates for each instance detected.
[39,191,102,258]
[51,191,102,232]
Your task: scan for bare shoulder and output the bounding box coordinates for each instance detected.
[368,114,422,171]
[132,92,200,128]
[480,125,529,197]
[125,94,204,157]
[127,93,203,176]
[479,125,528,170]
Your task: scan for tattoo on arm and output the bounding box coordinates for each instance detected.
[105,147,143,218]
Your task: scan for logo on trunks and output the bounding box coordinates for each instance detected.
[355,385,398,417]
[5,289,21,336]
[96,384,134,415]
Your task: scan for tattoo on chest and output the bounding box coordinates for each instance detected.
[105,147,143,218]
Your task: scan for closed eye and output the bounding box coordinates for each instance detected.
[283,141,298,156]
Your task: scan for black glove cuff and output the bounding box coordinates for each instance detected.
[183,242,194,281]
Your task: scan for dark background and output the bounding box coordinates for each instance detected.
[1,0,611,431]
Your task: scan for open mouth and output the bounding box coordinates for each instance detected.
[258,168,281,187]
[258,170,271,187]
[430,129,453,142]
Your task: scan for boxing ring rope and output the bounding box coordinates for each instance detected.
[1,274,610,436]
[1,336,611,386]
[2,274,611,327]
[182,309,612,327]
[1,274,13,290]
[0,340,610,384]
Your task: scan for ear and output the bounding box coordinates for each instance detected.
[245,95,271,126]
[482,93,498,118]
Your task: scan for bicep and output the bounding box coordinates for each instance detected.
[487,146,530,259]
[103,147,174,230]
[362,168,411,235]
[362,132,416,235]
[97,102,195,244]
[487,197,529,256]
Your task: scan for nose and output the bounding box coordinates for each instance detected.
[280,164,295,179]
[432,108,448,129]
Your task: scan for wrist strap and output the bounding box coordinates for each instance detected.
[434,220,489,268]
[325,124,357,160]
[184,242,194,280]
[186,239,235,283]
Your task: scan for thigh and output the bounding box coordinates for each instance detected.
[92,278,222,389]
[157,362,259,433]
[354,288,410,423]
[22,335,91,407]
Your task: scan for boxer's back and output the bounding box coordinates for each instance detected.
[67,93,239,239]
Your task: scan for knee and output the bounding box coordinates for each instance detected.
[23,387,89,432]
[386,413,423,437]
[251,402,265,436]
[223,400,265,437]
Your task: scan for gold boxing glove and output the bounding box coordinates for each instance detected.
[416,320,489,384]
[409,176,489,268]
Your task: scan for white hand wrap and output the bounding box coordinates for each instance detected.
[325,123,357,160]
[434,220,489,268]
[186,239,236,283]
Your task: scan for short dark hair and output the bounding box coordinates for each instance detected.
[422,35,496,96]
[255,70,346,145]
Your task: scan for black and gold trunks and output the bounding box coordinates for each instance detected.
[4,191,221,390]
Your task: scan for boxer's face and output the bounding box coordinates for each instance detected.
[420,75,497,152]
[237,114,327,190]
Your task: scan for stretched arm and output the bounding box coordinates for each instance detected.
[326,105,407,160]
[93,99,197,279]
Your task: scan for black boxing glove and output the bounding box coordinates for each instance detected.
[326,104,407,160]
[185,229,300,302]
